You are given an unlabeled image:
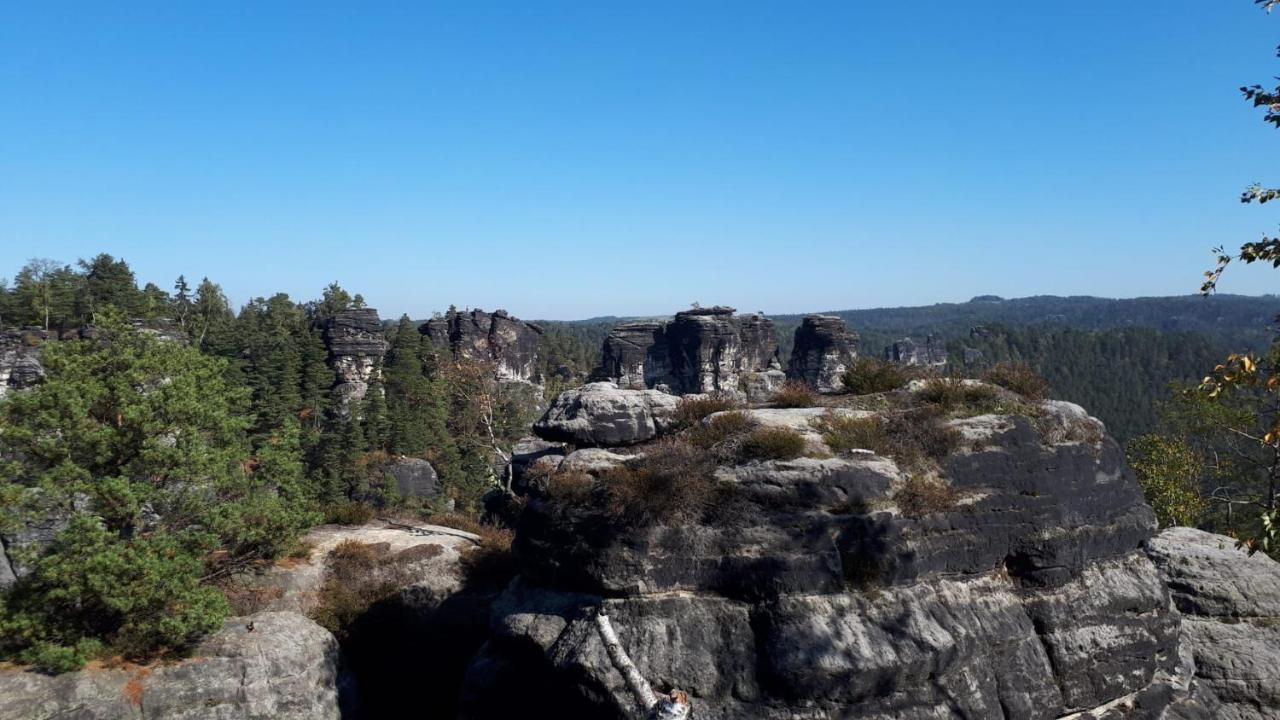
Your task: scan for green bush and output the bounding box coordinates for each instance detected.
[738,427,807,461]
[771,380,819,408]
[842,358,913,394]
[981,363,1051,401]
[18,639,104,675]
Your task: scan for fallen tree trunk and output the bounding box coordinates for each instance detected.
[594,609,692,719]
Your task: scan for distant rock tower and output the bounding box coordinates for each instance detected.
[323,308,388,411]
[787,315,859,393]
[419,308,544,385]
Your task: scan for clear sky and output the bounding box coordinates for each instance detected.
[2,1,1279,320]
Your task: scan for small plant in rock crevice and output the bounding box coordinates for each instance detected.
[892,475,963,518]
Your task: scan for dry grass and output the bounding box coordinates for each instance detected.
[771,380,819,408]
[686,410,755,456]
[813,407,960,472]
[311,540,412,639]
[738,426,808,461]
[544,469,596,505]
[322,501,375,526]
[812,412,889,455]
[671,393,743,429]
[424,511,518,590]
[601,439,718,526]
[980,363,1050,401]
[893,475,962,518]
[217,580,286,616]
[913,378,1001,414]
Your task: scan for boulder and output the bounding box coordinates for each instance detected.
[787,315,859,393]
[533,382,679,447]
[382,457,439,500]
[421,308,544,385]
[0,611,341,720]
[1147,527,1280,719]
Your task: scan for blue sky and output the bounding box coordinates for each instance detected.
[2,1,1279,320]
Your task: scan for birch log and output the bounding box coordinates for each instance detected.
[594,610,692,719]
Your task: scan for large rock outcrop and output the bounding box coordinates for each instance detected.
[885,335,947,367]
[1146,527,1280,719]
[595,307,784,399]
[0,331,45,399]
[786,315,859,393]
[533,382,679,447]
[323,308,388,410]
[0,611,341,720]
[463,394,1224,719]
[421,308,544,385]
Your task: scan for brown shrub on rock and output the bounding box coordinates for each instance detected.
[738,426,808,462]
[913,378,1001,415]
[842,358,917,394]
[602,439,718,526]
[893,476,962,518]
[981,362,1051,401]
[686,410,755,456]
[312,540,410,639]
[672,393,743,429]
[812,412,889,455]
[771,380,819,408]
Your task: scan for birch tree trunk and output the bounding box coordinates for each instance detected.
[594,610,692,719]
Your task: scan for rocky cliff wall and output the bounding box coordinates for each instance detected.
[322,308,388,411]
[421,308,544,385]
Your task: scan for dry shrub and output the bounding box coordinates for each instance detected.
[602,439,718,526]
[893,476,961,518]
[545,469,596,505]
[842,358,914,394]
[771,380,819,408]
[323,501,375,526]
[738,427,807,462]
[426,511,519,590]
[672,393,742,429]
[686,410,755,456]
[217,580,285,616]
[312,540,411,639]
[394,544,443,563]
[913,378,1001,415]
[981,363,1050,401]
[812,412,890,455]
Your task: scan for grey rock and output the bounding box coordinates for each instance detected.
[533,382,679,447]
[0,612,340,720]
[593,307,782,396]
[787,315,859,393]
[385,457,439,499]
[421,308,544,385]
[1147,527,1280,719]
[884,334,947,367]
[323,308,388,410]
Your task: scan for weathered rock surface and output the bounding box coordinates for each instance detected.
[385,457,440,500]
[787,315,859,393]
[323,308,388,410]
[0,611,340,720]
[595,307,782,398]
[1147,527,1280,719]
[421,308,544,385]
[0,331,45,399]
[463,396,1225,719]
[533,382,679,447]
[885,334,947,367]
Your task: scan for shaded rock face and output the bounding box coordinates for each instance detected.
[1147,527,1280,719]
[462,402,1218,719]
[885,334,947,367]
[323,308,388,410]
[0,611,340,720]
[421,308,544,385]
[533,382,679,447]
[786,315,859,393]
[596,307,781,398]
[0,331,45,399]
[386,457,439,500]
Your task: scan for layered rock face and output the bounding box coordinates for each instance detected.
[885,335,947,366]
[323,308,388,410]
[421,308,544,385]
[0,611,341,720]
[463,396,1222,720]
[0,331,45,399]
[1146,527,1280,720]
[596,307,784,399]
[786,315,859,393]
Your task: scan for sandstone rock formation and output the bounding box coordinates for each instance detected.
[421,308,544,385]
[385,457,440,500]
[786,315,859,393]
[885,334,947,367]
[463,393,1223,719]
[0,611,341,720]
[323,308,388,410]
[595,307,783,399]
[0,331,45,399]
[1147,527,1280,720]
[533,382,679,447]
